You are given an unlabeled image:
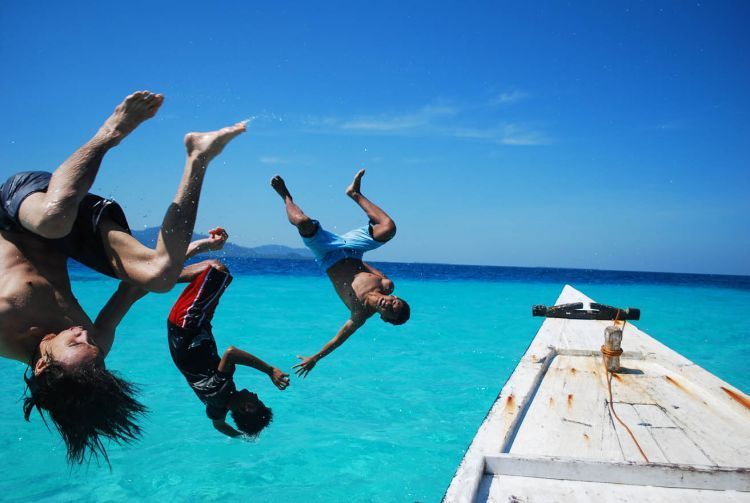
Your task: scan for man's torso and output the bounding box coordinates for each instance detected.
[0,230,93,362]
[326,258,384,320]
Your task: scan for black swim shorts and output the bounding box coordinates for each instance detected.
[167,265,235,420]
[0,171,131,278]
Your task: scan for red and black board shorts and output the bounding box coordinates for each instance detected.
[168,265,233,331]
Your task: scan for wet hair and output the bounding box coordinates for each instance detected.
[23,358,146,465]
[386,300,411,326]
[229,394,273,437]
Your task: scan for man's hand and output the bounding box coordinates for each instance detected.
[270,368,290,390]
[293,319,362,379]
[381,278,394,295]
[203,227,229,251]
[293,355,317,378]
[212,419,243,438]
[187,227,229,258]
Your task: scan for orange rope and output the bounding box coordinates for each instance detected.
[603,313,650,463]
[600,345,623,357]
[606,369,650,463]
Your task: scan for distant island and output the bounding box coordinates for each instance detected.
[132,227,313,260]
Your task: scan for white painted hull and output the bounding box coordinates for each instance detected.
[444,285,750,502]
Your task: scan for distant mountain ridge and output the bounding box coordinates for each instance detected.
[132,227,313,260]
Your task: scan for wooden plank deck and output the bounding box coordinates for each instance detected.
[443,285,750,502]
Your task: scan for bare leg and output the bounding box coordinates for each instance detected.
[271,175,317,237]
[18,91,164,238]
[345,169,396,242]
[101,123,246,292]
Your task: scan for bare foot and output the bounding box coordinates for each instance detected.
[271,175,292,200]
[185,122,246,164]
[346,169,366,198]
[99,91,164,145]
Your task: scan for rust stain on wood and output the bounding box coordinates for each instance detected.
[570,367,577,374]
[567,394,574,407]
[664,375,688,392]
[721,386,750,410]
[548,396,555,407]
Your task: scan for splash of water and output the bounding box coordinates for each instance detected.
[238,113,286,126]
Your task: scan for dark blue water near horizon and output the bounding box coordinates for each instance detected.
[70,257,750,290]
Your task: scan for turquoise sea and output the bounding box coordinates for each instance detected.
[0,259,748,502]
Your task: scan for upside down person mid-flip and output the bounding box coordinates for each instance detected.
[271,169,410,379]
[167,260,289,438]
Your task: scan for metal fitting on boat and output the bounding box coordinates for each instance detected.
[601,325,623,372]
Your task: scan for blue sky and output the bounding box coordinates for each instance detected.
[1,1,748,275]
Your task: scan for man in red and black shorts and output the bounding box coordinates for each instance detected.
[168,259,290,438]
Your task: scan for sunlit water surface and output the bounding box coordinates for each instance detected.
[1,259,748,502]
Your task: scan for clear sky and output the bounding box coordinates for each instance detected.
[1,1,748,275]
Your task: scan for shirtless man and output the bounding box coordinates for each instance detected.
[271,170,410,378]
[0,91,245,463]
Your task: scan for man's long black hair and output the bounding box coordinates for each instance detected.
[23,358,146,465]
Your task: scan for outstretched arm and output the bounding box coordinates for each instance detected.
[294,318,365,378]
[218,346,290,390]
[94,282,149,356]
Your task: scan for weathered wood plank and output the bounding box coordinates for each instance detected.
[484,454,750,492]
[608,402,669,463]
[480,474,750,502]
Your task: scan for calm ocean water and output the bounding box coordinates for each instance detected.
[1,258,748,502]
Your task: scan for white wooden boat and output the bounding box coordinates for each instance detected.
[444,285,750,502]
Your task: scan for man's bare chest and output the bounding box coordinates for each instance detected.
[332,274,380,311]
[3,278,90,334]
